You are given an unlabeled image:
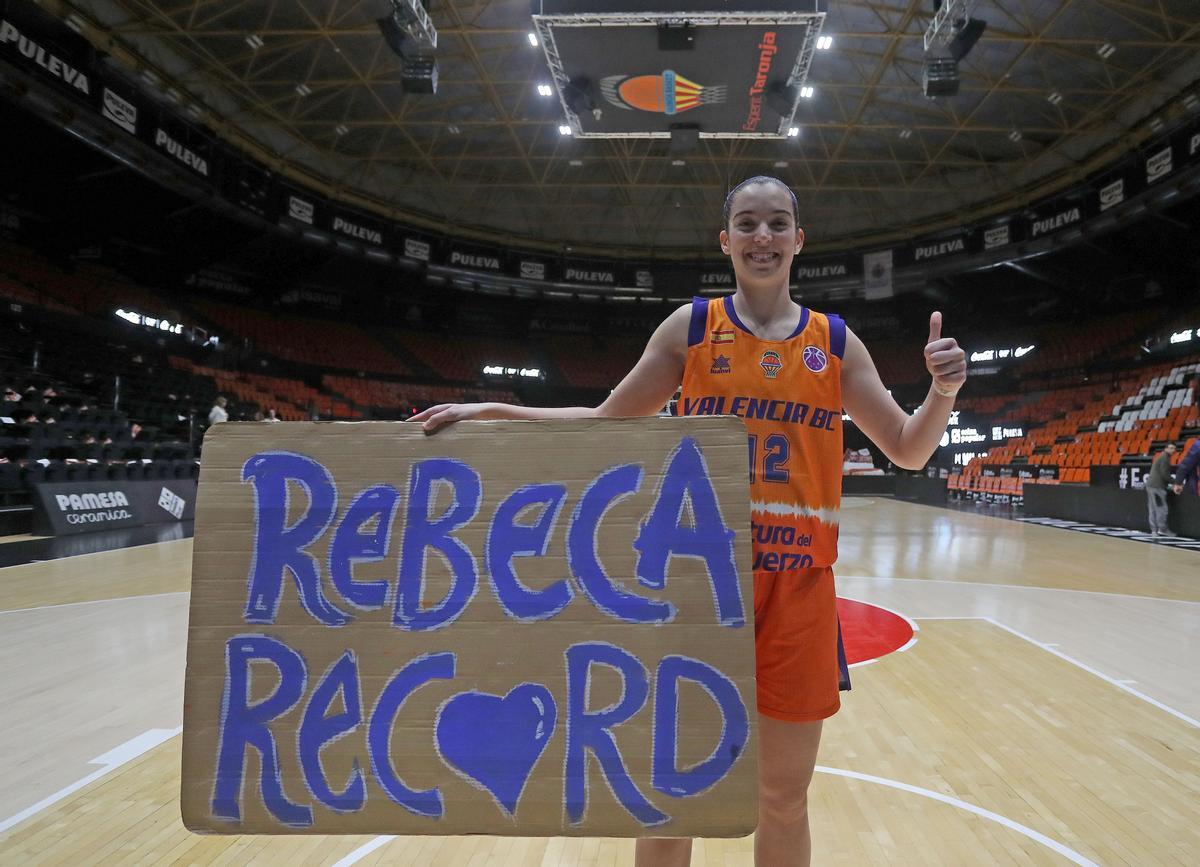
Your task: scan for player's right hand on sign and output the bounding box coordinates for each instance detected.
[924,311,967,398]
[408,402,495,433]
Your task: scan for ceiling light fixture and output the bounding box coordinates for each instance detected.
[558,124,572,135]
[787,126,800,137]
[671,159,686,166]
[899,128,912,139]
[1097,42,1116,59]
[1047,91,1062,105]
[800,86,814,98]
[816,35,832,50]
[537,84,553,97]
[335,124,349,136]
[774,160,788,168]
[295,83,312,97]
[527,32,538,47]
[569,159,583,166]
[245,34,264,50]
[1008,129,1021,142]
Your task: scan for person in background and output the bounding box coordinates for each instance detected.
[264,408,281,422]
[1171,439,1199,496]
[208,396,228,427]
[1145,443,1176,535]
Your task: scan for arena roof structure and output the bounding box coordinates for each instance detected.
[20,0,1200,254]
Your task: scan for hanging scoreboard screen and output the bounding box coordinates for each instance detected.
[533,1,827,139]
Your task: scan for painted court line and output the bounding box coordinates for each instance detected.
[915,616,1199,729]
[332,765,1101,867]
[331,835,396,867]
[0,726,182,835]
[837,574,1200,606]
[981,618,1199,729]
[814,766,1099,867]
[0,590,189,615]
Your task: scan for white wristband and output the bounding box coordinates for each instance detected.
[933,382,959,398]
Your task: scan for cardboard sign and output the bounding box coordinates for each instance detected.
[182,418,757,837]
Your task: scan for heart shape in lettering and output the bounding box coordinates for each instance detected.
[434,683,557,817]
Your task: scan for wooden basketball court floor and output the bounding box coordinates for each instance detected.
[0,497,1196,866]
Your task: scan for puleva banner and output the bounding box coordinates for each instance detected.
[181,418,758,836]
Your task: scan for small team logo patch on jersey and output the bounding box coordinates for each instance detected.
[760,350,783,378]
[802,345,828,373]
[711,329,735,345]
[710,354,732,374]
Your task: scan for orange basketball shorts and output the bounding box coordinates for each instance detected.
[753,566,850,722]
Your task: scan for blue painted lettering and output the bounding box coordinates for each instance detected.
[367,652,455,817]
[652,656,748,797]
[329,485,399,610]
[633,437,743,627]
[486,483,572,620]
[241,452,349,626]
[213,635,312,826]
[564,643,668,826]
[567,464,672,624]
[299,651,365,812]
[395,459,481,631]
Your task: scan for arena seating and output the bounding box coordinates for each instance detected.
[388,330,544,384]
[867,338,930,387]
[4,234,1198,523]
[323,375,519,415]
[170,358,360,421]
[0,239,175,318]
[192,300,408,376]
[951,358,1200,500]
[545,334,644,389]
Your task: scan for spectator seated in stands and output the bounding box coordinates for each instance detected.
[208,396,228,426]
[264,408,281,423]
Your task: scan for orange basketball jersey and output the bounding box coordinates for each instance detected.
[679,296,845,570]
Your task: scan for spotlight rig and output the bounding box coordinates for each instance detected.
[377,0,439,94]
[921,1,987,98]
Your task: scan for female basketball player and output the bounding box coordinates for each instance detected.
[411,176,967,865]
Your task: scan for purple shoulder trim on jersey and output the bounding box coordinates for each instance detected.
[827,313,847,359]
[787,307,811,340]
[688,297,710,347]
[723,295,754,336]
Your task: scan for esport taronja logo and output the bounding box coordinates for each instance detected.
[600,71,726,115]
[802,345,828,373]
[759,350,783,378]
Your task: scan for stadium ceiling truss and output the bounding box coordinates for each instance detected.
[52,0,1200,254]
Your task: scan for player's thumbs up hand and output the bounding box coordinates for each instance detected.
[923,310,966,398]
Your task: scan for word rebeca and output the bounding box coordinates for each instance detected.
[211,436,751,829]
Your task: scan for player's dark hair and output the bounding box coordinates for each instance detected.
[722,176,799,228]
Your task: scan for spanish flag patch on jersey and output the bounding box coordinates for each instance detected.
[711,329,735,345]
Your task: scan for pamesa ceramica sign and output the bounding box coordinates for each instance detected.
[533,1,826,139]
